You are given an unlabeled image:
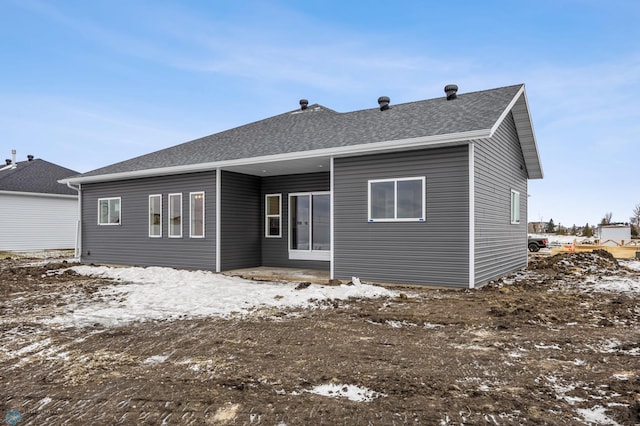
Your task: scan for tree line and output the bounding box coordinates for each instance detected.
[541,203,640,238]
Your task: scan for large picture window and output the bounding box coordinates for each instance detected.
[190,192,205,238]
[511,190,520,224]
[289,192,330,260]
[98,197,121,225]
[265,194,282,238]
[168,193,182,238]
[149,195,162,237]
[368,177,425,222]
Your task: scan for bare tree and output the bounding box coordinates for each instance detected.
[600,212,613,225]
[632,204,640,226]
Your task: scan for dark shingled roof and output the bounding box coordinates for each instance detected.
[74,85,525,179]
[0,159,79,195]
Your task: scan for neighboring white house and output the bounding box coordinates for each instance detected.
[598,224,631,246]
[0,153,78,251]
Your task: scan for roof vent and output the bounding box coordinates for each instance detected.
[299,99,309,110]
[27,155,34,161]
[444,84,458,100]
[378,96,390,111]
[5,159,11,166]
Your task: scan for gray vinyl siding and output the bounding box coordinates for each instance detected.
[261,172,330,270]
[220,171,261,270]
[474,112,528,286]
[81,172,216,270]
[333,146,470,287]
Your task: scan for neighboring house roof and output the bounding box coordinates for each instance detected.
[0,158,78,196]
[62,84,542,184]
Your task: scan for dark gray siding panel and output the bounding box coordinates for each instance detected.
[334,147,469,287]
[81,172,216,270]
[220,171,261,270]
[474,112,528,286]
[261,172,330,270]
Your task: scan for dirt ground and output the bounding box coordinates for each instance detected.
[1,251,639,425]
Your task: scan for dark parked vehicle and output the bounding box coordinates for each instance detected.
[528,237,548,252]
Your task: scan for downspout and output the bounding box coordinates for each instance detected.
[468,142,475,289]
[66,182,82,259]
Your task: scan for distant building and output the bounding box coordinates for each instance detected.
[0,153,78,251]
[598,224,631,246]
[528,221,547,233]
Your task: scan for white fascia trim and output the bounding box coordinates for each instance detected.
[489,85,525,137]
[0,190,78,199]
[59,129,491,185]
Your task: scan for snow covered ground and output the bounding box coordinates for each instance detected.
[47,265,397,328]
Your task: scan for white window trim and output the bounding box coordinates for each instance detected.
[189,191,205,238]
[265,193,282,238]
[288,191,330,261]
[149,194,162,238]
[97,197,121,225]
[367,176,426,222]
[510,189,520,225]
[168,193,182,238]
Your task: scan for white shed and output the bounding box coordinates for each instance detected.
[598,224,631,246]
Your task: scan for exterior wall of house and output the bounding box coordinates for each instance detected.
[81,172,216,270]
[261,172,330,270]
[474,112,528,286]
[333,146,470,287]
[220,171,261,270]
[0,192,77,251]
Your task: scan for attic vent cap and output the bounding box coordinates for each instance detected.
[27,155,34,161]
[299,99,309,110]
[444,84,458,100]
[378,96,390,111]
[5,159,11,165]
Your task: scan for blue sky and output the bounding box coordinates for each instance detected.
[1,0,638,227]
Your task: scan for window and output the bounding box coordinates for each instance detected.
[168,193,182,237]
[511,190,520,224]
[98,197,121,225]
[265,194,282,238]
[289,192,330,260]
[149,195,162,237]
[190,192,205,238]
[368,177,425,222]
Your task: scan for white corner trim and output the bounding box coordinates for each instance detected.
[330,156,335,279]
[468,142,475,289]
[215,168,221,273]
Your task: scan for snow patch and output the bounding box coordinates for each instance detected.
[308,383,385,402]
[46,265,397,327]
[576,405,622,426]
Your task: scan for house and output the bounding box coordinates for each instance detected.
[0,153,79,251]
[60,84,543,288]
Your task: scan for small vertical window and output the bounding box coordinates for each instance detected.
[190,192,205,238]
[98,197,121,225]
[368,177,425,222]
[511,190,520,224]
[168,193,182,238]
[149,195,162,237]
[265,194,281,238]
